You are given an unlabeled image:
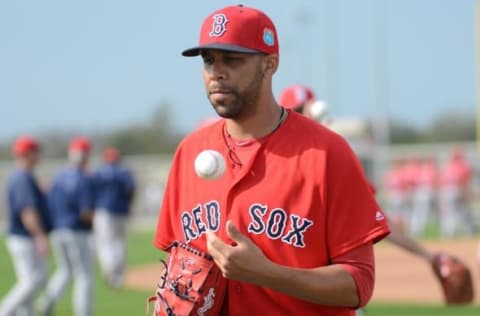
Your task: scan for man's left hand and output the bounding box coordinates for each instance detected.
[206,220,273,285]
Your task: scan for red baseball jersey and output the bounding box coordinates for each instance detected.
[154,111,390,316]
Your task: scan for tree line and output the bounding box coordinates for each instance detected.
[0,105,476,161]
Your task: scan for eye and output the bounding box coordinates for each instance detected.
[201,54,214,65]
[223,55,241,65]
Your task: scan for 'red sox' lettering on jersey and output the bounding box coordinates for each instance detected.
[181,200,222,241]
[247,204,313,248]
[180,201,314,247]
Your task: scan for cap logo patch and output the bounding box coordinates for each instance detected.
[263,28,275,46]
[209,14,229,37]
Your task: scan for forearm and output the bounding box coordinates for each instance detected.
[21,208,47,237]
[386,218,433,261]
[21,208,50,257]
[257,262,359,307]
[207,222,368,307]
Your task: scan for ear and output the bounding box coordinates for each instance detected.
[263,54,279,76]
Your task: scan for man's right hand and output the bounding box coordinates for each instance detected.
[34,234,50,258]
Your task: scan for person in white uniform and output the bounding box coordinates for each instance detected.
[37,137,95,316]
[93,147,135,288]
[0,136,51,316]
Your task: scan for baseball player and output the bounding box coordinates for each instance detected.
[438,146,476,237]
[279,84,331,126]
[278,84,316,114]
[383,158,411,233]
[153,5,390,316]
[409,156,438,237]
[279,83,476,307]
[93,147,135,289]
[0,136,51,316]
[37,137,95,316]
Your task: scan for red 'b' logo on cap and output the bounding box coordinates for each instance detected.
[209,14,228,37]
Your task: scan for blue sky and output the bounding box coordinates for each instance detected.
[0,0,476,141]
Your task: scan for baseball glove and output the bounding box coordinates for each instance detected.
[147,241,227,316]
[431,252,475,305]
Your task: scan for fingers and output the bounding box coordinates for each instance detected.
[206,229,229,260]
[207,221,250,264]
[225,220,248,244]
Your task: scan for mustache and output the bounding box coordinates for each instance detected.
[208,85,235,94]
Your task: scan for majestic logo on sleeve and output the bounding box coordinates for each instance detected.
[209,14,228,37]
[375,211,385,221]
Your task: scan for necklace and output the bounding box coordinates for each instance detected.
[224,107,288,168]
[269,106,287,135]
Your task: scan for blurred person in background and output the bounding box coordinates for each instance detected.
[278,83,330,125]
[409,156,439,237]
[383,158,411,233]
[278,84,315,113]
[0,136,51,316]
[93,147,136,289]
[37,137,95,316]
[438,146,477,238]
[279,85,460,278]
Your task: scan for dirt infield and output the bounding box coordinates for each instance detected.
[124,238,480,304]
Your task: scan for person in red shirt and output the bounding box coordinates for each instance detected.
[278,83,475,313]
[279,84,330,124]
[153,5,390,315]
[383,158,411,233]
[409,156,439,237]
[438,146,476,237]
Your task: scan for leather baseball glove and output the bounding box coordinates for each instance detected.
[147,241,227,316]
[431,252,475,305]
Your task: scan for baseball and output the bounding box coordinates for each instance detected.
[194,150,226,180]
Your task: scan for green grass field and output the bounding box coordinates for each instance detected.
[0,229,162,315]
[1,229,478,315]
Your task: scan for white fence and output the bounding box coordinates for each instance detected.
[1,141,479,232]
[0,154,173,231]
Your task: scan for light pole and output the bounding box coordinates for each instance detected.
[474,0,480,154]
[372,0,391,186]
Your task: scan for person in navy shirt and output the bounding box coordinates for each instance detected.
[0,136,51,316]
[93,147,135,288]
[37,137,95,316]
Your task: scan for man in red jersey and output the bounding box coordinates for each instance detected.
[153,5,390,315]
[278,84,476,309]
[438,146,476,237]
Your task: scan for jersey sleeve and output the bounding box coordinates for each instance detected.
[79,175,95,212]
[153,146,184,251]
[123,169,135,191]
[333,242,374,308]
[122,169,136,203]
[46,176,59,215]
[325,137,390,258]
[14,174,38,214]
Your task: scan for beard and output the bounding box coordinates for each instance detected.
[208,64,265,119]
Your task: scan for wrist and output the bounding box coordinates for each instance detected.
[33,232,47,240]
[259,261,292,289]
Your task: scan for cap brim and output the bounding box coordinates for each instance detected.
[182,43,260,57]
